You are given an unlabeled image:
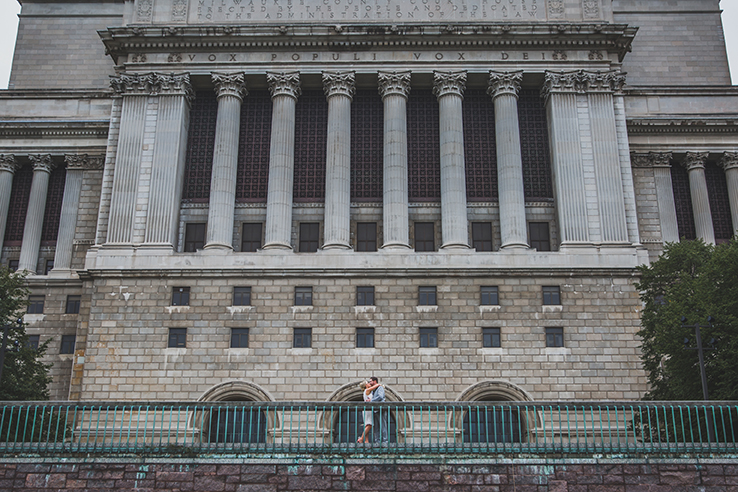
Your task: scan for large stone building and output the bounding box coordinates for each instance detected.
[0,0,736,408]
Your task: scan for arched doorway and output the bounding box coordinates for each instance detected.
[197,381,276,444]
[456,381,535,444]
[325,381,404,443]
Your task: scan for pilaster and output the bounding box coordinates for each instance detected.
[0,154,18,252]
[719,152,738,237]
[18,155,56,273]
[682,152,715,245]
[632,152,679,244]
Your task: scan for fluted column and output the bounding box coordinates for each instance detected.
[322,71,355,250]
[682,152,715,244]
[488,71,528,249]
[378,71,412,250]
[433,71,470,250]
[719,152,738,237]
[263,72,301,250]
[18,155,56,273]
[205,72,247,250]
[145,73,194,248]
[632,152,679,244]
[0,155,18,251]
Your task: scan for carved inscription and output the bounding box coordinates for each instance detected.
[192,0,542,22]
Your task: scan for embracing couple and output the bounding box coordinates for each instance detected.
[357,376,389,443]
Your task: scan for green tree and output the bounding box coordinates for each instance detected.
[0,267,52,401]
[636,238,738,401]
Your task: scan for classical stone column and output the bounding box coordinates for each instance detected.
[18,155,56,273]
[682,152,715,244]
[107,73,151,244]
[613,90,641,245]
[322,71,355,250]
[631,152,679,244]
[719,152,738,237]
[378,71,412,250]
[145,73,194,248]
[488,71,528,249]
[205,72,247,250]
[0,155,18,251]
[263,72,301,250]
[433,71,470,250]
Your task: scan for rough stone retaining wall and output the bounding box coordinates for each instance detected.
[0,458,736,491]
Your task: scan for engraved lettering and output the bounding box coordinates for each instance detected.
[208,54,217,61]
[501,52,509,60]
[413,52,421,59]
[457,52,465,60]
[229,54,237,61]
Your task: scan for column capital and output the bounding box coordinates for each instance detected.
[322,71,356,100]
[212,72,248,101]
[110,73,152,95]
[682,152,710,171]
[378,70,411,100]
[541,70,626,102]
[487,71,522,99]
[719,151,738,172]
[267,71,301,100]
[630,152,672,168]
[28,154,55,174]
[433,70,467,99]
[153,72,194,102]
[0,154,18,174]
[65,154,105,171]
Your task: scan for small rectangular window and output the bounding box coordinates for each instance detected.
[60,335,76,354]
[8,260,19,272]
[65,295,81,314]
[480,286,499,306]
[299,223,320,252]
[418,286,437,306]
[26,335,40,350]
[44,260,54,275]
[356,286,375,306]
[420,327,438,348]
[529,222,551,252]
[241,223,262,252]
[356,327,375,348]
[172,287,190,306]
[27,295,44,314]
[184,223,206,252]
[483,327,501,348]
[293,328,312,348]
[472,222,493,252]
[233,287,251,306]
[542,286,561,305]
[168,328,187,348]
[295,287,313,306]
[414,222,435,252]
[546,327,564,347]
[356,222,377,252]
[231,328,249,348]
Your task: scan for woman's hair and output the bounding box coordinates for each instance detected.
[359,381,367,390]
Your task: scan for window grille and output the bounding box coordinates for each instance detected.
[41,165,66,244]
[518,90,553,200]
[408,89,441,201]
[293,90,327,202]
[705,162,734,242]
[463,89,497,201]
[671,164,696,240]
[351,90,383,201]
[236,91,272,202]
[183,91,218,202]
[4,164,33,245]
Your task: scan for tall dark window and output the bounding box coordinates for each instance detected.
[236,91,272,202]
[705,161,734,243]
[472,222,493,251]
[4,164,32,246]
[172,287,190,306]
[41,165,66,245]
[356,328,375,348]
[408,89,441,201]
[27,295,44,314]
[463,405,521,443]
[8,260,18,272]
[26,335,40,350]
[480,286,499,306]
[184,223,206,252]
[483,327,501,348]
[546,327,564,347]
[294,90,327,202]
[420,327,438,348]
[542,286,561,305]
[518,90,553,200]
[241,223,262,252]
[60,335,76,354]
[183,91,217,202]
[356,286,375,306]
[529,222,551,251]
[463,90,497,201]
[295,287,313,306]
[356,222,377,252]
[231,328,249,348]
[44,259,54,275]
[671,164,696,240]
[351,90,383,201]
[293,328,312,348]
[233,287,251,306]
[209,406,267,443]
[415,222,435,252]
[418,286,437,306]
[299,223,319,252]
[65,295,81,314]
[168,328,187,348]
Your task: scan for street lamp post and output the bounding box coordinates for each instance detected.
[0,318,24,386]
[681,316,716,441]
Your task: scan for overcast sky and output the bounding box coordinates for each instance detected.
[0,1,737,88]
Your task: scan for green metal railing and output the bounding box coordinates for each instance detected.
[1,401,736,456]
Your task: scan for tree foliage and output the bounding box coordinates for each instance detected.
[636,239,738,401]
[0,267,52,401]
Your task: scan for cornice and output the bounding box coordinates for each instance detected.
[626,118,738,135]
[0,120,110,139]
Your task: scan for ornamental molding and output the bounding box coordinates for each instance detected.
[322,71,356,99]
[682,152,709,172]
[487,71,522,99]
[630,152,672,169]
[378,71,411,99]
[432,70,467,99]
[267,71,301,99]
[541,70,626,101]
[110,72,193,99]
[211,72,248,100]
[719,152,738,172]
[65,154,106,171]
[627,118,738,135]
[29,154,56,174]
[0,154,18,174]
